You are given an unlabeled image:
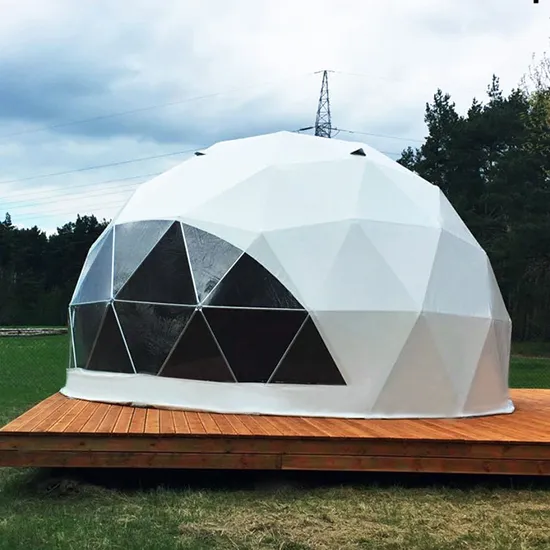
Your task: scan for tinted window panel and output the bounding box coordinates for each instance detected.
[113,220,172,295]
[204,307,306,382]
[183,223,242,302]
[117,222,197,305]
[116,301,194,375]
[72,302,108,369]
[205,252,303,309]
[270,317,346,385]
[87,304,134,374]
[160,310,235,382]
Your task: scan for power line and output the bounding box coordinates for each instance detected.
[4,143,402,212]
[0,128,410,189]
[0,148,198,187]
[335,128,423,143]
[2,172,161,203]
[5,181,145,212]
[0,71,318,140]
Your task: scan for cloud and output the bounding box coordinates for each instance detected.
[0,0,549,231]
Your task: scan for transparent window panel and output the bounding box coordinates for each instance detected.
[113,220,172,295]
[203,307,306,382]
[160,310,235,382]
[68,311,76,369]
[72,228,114,304]
[269,317,346,385]
[70,228,109,305]
[182,223,242,302]
[204,253,303,309]
[67,310,75,369]
[115,301,194,375]
[87,304,134,374]
[72,302,108,369]
[117,222,197,305]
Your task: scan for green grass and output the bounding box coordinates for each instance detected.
[0,334,67,425]
[1,334,550,549]
[511,341,550,358]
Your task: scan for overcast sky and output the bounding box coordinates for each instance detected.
[1,0,549,233]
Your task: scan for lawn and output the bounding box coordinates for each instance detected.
[1,334,550,550]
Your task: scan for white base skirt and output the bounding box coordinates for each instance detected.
[61,369,515,419]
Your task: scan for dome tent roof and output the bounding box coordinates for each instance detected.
[62,131,513,419]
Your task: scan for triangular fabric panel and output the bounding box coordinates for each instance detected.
[355,163,435,227]
[486,257,510,323]
[376,164,441,225]
[113,220,172,295]
[160,311,235,382]
[87,304,134,374]
[423,231,492,318]
[116,222,197,305]
[359,221,441,309]
[269,316,345,385]
[204,252,303,309]
[115,301,194,375]
[372,315,459,417]
[463,322,510,414]
[259,160,363,231]
[182,223,242,303]
[72,302,108,369]
[72,228,114,304]
[318,223,417,312]
[185,169,272,233]
[423,312,492,405]
[262,220,351,309]
[246,234,303,305]
[313,310,419,392]
[493,319,512,379]
[203,307,307,382]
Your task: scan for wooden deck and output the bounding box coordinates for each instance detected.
[1,389,549,475]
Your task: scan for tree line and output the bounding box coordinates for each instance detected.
[2,58,550,339]
[399,60,550,341]
[0,214,108,326]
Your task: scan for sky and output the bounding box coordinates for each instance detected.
[1,0,549,234]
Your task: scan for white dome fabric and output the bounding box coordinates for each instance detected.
[62,131,514,419]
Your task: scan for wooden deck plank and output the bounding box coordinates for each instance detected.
[210,414,237,435]
[281,455,550,475]
[237,415,270,436]
[172,411,191,434]
[2,433,549,460]
[1,389,550,474]
[0,394,62,433]
[185,412,207,434]
[45,398,87,433]
[62,401,97,433]
[96,405,124,434]
[112,406,134,434]
[0,450,282,470]
[159,410,176,434]
[7,395,66,433]
[222,414,253,436]
[199,413,223,435]
[144,409,160,434]
[128,408,146,434]
[80,403,111,433]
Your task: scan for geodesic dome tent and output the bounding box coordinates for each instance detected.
[62,131,514,419]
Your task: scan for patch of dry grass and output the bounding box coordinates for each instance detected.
[1,469,550,549]
[171,485,550,550]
